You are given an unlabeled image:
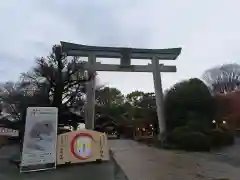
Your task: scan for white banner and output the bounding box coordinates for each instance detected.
[20,107,58,173]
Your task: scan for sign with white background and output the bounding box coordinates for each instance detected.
[20,107,58,173]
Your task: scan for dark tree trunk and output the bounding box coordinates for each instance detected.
[52,84,64,109]
[52,45,64,111]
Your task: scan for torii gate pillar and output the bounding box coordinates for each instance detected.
[61,41,181,140]
[152,56,166,138]
[84,54,96,130]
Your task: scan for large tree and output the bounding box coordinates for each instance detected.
[125,91,158,134]
[164,78,214,132]
[94,87,126,133]
[21,45,95,110]
[95,87,125,121]
[95,87,124,107]
[0,45,96,130]
[202,63,240,94]
[126,91,145,106]
[126,91,156,109]
[0,81,49,120]
[21,45,97,112]
[0,81,52,143]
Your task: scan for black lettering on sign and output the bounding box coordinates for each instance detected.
[59,148,64,160]
[60,135,68,145]
[60,136,64,144]
[99,135,104,157]
[64,135,68,142]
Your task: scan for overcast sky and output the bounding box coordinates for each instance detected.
[0,0,239,94]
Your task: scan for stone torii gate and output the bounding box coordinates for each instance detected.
[61,41,181,139]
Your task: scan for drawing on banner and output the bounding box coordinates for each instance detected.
[25,120,55,152]
[70,133,94,160]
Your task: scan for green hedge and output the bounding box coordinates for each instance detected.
[167,126,192,144]
[168,126,210,151]
[167,126,234,151]
[210,128,234,147]
[178,131,210,151]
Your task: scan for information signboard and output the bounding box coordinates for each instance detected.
[20,107,58,173]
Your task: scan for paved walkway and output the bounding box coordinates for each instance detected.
[109,139,240,180]
[0,145,128,180]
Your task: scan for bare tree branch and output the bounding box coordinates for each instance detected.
[202,63,240,94]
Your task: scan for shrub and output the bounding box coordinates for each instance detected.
[210,128,235,147]
[167,127,234,152]
[167,126,192,144]
[164,78,214,132]
[180,132,211,151]
[210,129,225,147]
[222,130,235,145]
[186,116,212,133]
[168,127,210,151]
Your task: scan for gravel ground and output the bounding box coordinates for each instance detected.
[0,145,128,180]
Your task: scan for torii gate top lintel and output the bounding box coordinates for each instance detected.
[60,41,182,60]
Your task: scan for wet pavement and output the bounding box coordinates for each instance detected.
[0,145,128,180]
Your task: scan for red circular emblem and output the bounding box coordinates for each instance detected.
[70,133,94,160]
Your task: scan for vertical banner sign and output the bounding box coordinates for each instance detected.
[20,107,58,173]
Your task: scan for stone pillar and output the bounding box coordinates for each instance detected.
[151,56,166,140]
[85,54,96,130]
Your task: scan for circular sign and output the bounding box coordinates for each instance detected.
[70,133,94,160]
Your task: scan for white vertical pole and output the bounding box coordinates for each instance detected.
[85,53,96,130]
[151,56,166,140]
